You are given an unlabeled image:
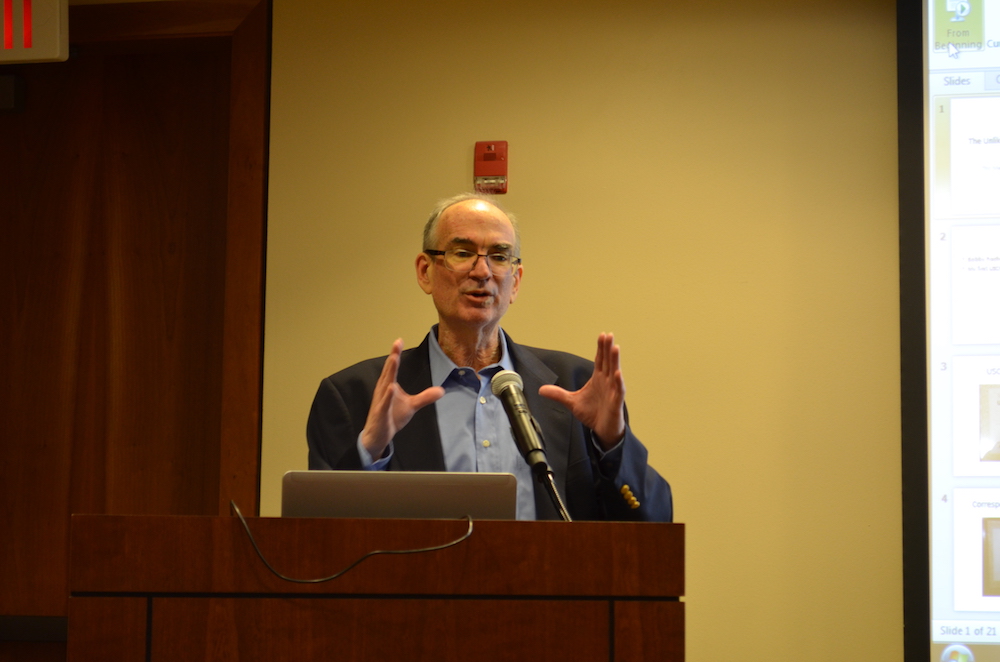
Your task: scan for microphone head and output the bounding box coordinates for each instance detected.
[491,369,523,395]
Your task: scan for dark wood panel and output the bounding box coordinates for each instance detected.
[1,39,230,612]
[70,516,684,598]
[55,40,230,517]
[151,597,608,662]
[70,1,260,43]
[1,0,270,618]
[0,642,67,662]
[67,516,683,661]
[66,598,146,662]
[614,600,685,661]
[0,49,99,616]
[218,0,270,517]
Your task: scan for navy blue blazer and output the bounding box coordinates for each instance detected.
[307,332,672,522]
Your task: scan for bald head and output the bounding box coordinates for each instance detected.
[423,193,520,254]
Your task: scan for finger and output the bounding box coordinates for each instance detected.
[374,339,403,391]
[595,332,614,373]
[594,333,607,373]
[607,339,621,377]
[410,386,445,411]
[611,370,625,402]
[369,340,403,416]
[386,338,404,377]
[367,380,396,430]
[539,384,573,407]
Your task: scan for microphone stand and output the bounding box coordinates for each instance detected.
[537,466,572,522]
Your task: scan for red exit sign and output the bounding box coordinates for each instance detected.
[1,0,67,63]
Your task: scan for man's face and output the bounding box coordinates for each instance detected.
[415,199,523,335]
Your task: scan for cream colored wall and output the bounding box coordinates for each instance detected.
[263,0,900,658]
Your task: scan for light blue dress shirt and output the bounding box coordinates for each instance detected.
[357,328,537,520]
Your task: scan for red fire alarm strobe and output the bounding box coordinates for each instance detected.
[474,141,508,194]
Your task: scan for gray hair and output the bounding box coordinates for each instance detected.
[422,193,520,254]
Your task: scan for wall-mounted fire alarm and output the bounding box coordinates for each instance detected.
[474,141,508,194]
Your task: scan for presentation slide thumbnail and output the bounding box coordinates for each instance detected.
[950,96,1000,217]
[953,489,1000,610]
[951,226,1000,346]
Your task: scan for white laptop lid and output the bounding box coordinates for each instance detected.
[281,470,518,520]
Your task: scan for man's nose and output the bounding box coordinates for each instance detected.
[468,254,493,279]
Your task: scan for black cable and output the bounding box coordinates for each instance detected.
[229,500,474,584]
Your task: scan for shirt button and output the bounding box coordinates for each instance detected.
[479,396,487,404]
[482,440,491,448]
[458,370,466,377]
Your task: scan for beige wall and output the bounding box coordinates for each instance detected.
[263,0,901,658]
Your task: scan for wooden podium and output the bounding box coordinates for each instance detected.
[67,515,684,661]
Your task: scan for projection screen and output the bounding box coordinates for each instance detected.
[910,0,1000,660]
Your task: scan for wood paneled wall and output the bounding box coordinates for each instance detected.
[0,0,269,650]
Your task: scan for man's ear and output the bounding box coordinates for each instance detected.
[415,252,433,294]
[508,263,523,304]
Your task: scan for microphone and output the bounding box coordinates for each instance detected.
[491,369,573,522]
[490,370,549,473]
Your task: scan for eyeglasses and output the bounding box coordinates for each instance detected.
[424,248,522,275]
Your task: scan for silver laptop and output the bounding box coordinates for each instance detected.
[281,470,518,520]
